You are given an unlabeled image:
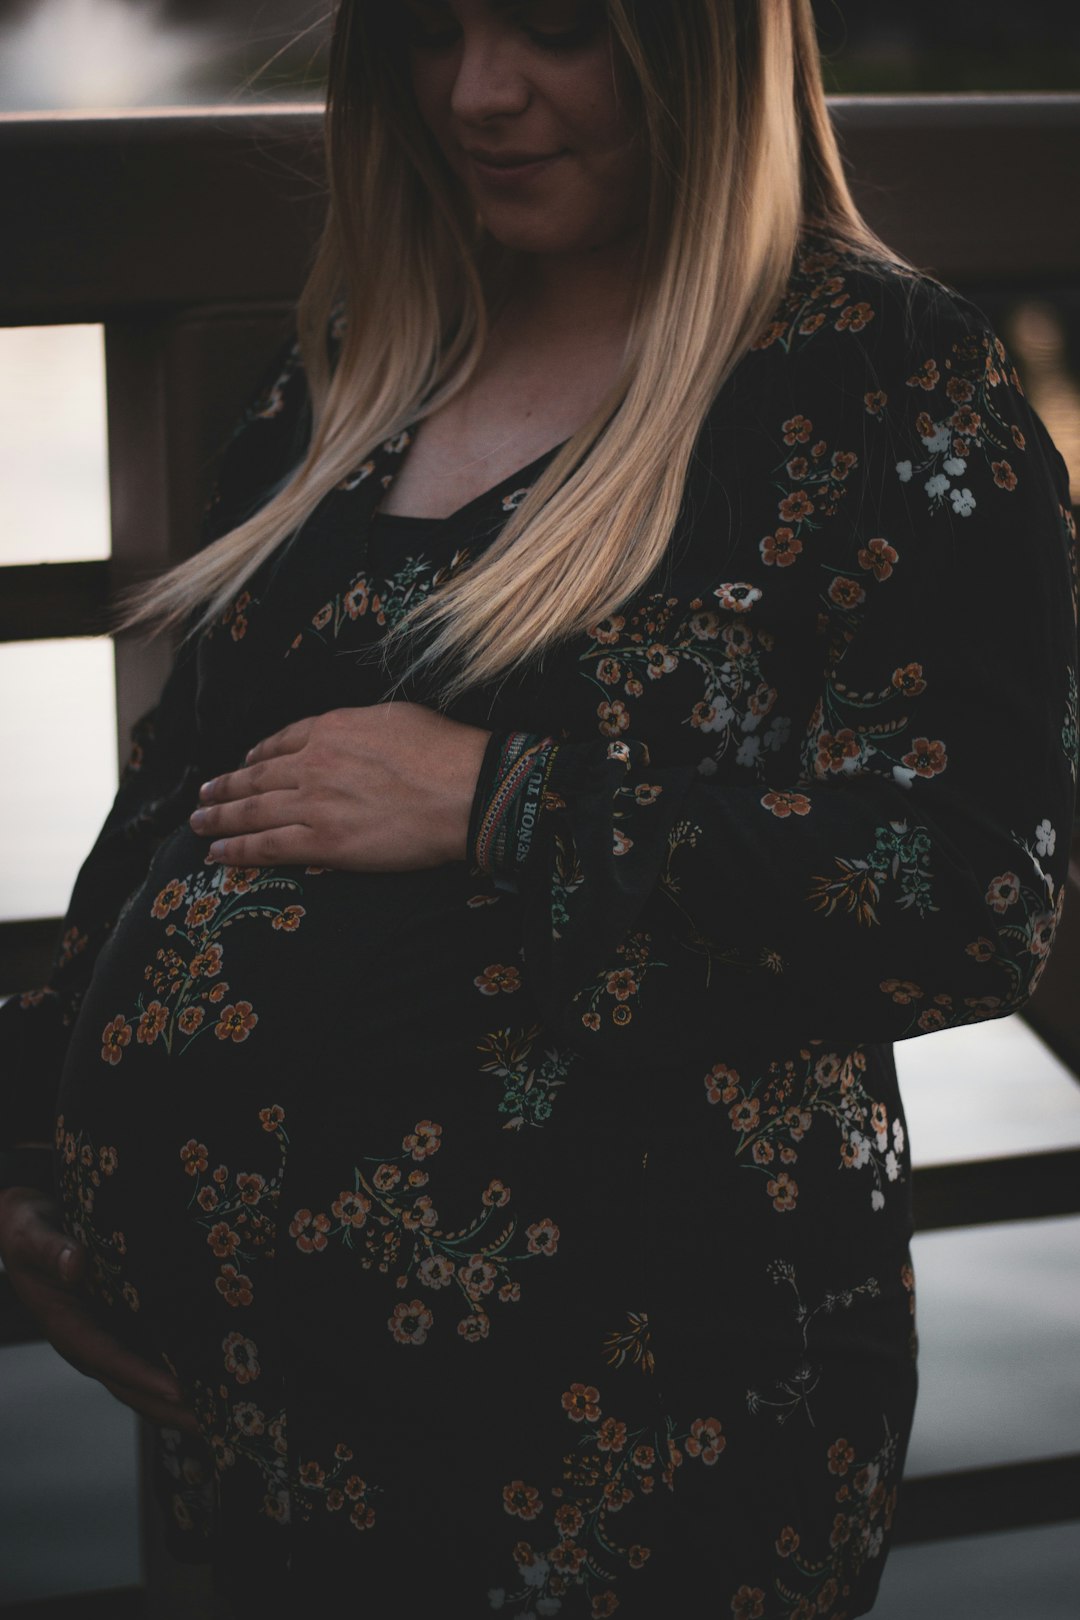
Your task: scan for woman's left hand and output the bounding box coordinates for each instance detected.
[189,703,491,871]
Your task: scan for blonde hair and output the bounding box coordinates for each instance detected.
[123,0,895,700]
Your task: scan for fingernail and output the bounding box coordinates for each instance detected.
[189,809,207,830]
[208,842,225,861]
[199,779,218,801]
[58,1245,76,1281]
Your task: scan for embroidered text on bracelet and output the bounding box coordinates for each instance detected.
[474,733,558,878]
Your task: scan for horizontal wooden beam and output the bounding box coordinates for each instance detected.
[0,562,112,642]
[894,1451,1080,1543]
[912,1146,1080,1231]
[1,96,1078,325]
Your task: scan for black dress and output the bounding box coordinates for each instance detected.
[2,234,1076,1619]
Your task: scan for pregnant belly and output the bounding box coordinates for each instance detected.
[54,825,543,1356]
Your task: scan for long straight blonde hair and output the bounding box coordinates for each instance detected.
[124,0,894,700]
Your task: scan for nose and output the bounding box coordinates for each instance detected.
[449,29,530,123]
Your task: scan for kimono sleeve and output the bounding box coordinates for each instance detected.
[470,301,1078,1069]
[0,341,311,1156]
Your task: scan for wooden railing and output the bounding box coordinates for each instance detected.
[1,94,1079,1608]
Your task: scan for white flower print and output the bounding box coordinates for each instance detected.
[488,1592,506,1611]
[892,765,916,789]
[736,735,762,769]
[871,1189,886,1211]
[1035,819,1056,857]
[921,422,952,454]
[950,487,977,516]
[924,473,950,500]
[892,1118,905,1154]
[885,1152,900,1183]
[896,460,913,482]
[943,456,967,476]
[764,715,792,753]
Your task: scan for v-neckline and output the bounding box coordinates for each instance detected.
[373,437,568,531]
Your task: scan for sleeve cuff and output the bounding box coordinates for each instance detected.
[468,731,560,892]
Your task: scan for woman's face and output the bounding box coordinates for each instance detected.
[402,0,645,257]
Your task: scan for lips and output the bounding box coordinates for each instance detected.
[465,149,562,168]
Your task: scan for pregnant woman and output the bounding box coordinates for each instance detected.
[1,3,1076,1615]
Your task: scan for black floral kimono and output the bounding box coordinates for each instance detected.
[3,234,1076,1620]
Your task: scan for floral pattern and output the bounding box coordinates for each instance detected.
[4,229,1074,1615]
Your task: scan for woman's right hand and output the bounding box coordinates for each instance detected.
[0,1186,199,1434]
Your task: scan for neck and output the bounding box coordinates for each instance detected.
[500,231,644,344]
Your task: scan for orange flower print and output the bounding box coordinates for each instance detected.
[729,1097,760,1132]
[786,455,809,481]
[190,944,223,978]
[555,1502,585,1535]
[858,537,899,580]
[948,403,982,438]
[605,968,638,1002]
[259,1105,285,1132]
[221,866,260,895]
[402,1119,442,1160]
[151,878,187,919]
[596,657,622,685]
[628,1544,651,1570]
[704,1063,740,1105]
[178,1006,204,1034]
[891,662,926,697]
[1012,423,1027,449]
[208,1222,240,1259]
[389,1300,433,1345]
[372,1163,401,1192]
[715,581,763,613]
[782,414,813,445]
[775,1525,800,1557]
[590,614,625,645]
[831,449,858,480]
[562,1383,601,1423]
[731,1585,765,1619]
[880,979,922,1004]
[828,575,866,610]
[778,490,814,523]
[752,320,787,350]
[180,1139,208,1176]
[597,700,631,736]
[907,358,940,391]
[459,1255,499,1300]
[482,1178,511,1208]
[946,376,975,404]
[215,1265,254,1308]
[136,1001,167,1045]
[596,1416,628,1453]
[474,964,522,996]
[901,737,947,777]
[864,389,887,414]
[835,300,873,332]
[223,1331,260,1384]
[766,1172,798,1212]
[761,790,811,819]
[816,729,861,773]
[457,1312,491,1342]
[331,1191,371,1229]
[100,1015,132,1065]
[685,1417,726,1463]
[986,872,1020,912]
[552,1542,587,1574]
[992,460,1018,491]
[525,1218,559,1256]
[503,1480,543,1521]
[214,1001,258,1042]
[290,1210,331,1254]
[828,1437,856,1475]
[185,894,220,929]
[760,527,803,567]
[271,905,305,932]
[752,1140,774,1166]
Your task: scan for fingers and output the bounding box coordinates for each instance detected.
[0,1187,86,1286]
[243,718,314,767]
[207,826,319,868]
[190,789,306,843]
[197,756,298,810]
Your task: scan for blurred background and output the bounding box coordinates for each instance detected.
[0,0,1077,110]
[0,1,1078,1615]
